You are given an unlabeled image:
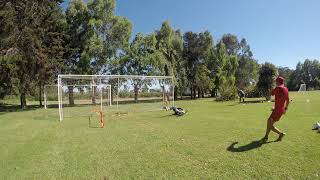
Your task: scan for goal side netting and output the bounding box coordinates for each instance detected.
[57,75,174,121]
[44,84,112,120]
[298,83,306,92]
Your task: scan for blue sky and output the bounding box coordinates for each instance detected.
[62,0,320,69]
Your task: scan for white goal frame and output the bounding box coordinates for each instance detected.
[58,74,174,122]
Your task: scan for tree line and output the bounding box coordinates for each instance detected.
[1,0,320,108]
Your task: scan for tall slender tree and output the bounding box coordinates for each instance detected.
[155,21,183,99]
[183,31,214,99]
[0,0,65,108]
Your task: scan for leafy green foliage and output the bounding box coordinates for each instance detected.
[256,62,277,100]
[156,21,184,99]
[0,0,65,108]
[183,31,214,98]
[119,33,165,102]
[287,59,320,90]
[2,1,320,107]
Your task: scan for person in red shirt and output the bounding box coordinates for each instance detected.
[262,76,290,142]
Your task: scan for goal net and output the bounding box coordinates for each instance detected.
[57,75,174,121]
[298,83,306,92]
[44,84,112,119]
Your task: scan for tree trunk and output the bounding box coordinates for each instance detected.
[211,89,215,97]
[134,85,139,103]
[202,91,205,98]
[190,87,193,99]
[198,88,201,98]
[193,88,196,99]
[20,92,27,109]
[39,83,42,106]
[174,86,178,100]
[68,86,75,106]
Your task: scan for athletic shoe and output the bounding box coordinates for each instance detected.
[260,137,268,143]
[276,132,286,141]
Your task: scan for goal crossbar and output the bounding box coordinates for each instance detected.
[58,74,172,80]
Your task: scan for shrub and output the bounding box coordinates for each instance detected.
[216,85,237,101]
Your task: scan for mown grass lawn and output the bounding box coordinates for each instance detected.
[1,91,319,179]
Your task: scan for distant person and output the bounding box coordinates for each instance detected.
[237,89,245,103]
[261,76,290,142]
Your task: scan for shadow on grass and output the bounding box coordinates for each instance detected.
[160,114,177,118]
[227,99,271,107]
[227,140,276,152]
[0,104,41,115]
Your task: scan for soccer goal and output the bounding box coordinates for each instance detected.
[57,74,174,121]
[298,83,306,92]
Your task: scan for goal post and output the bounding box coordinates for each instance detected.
[57,74,174,122]
[298,83,306,92]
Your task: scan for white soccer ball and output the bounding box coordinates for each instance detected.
[306,99,310,103]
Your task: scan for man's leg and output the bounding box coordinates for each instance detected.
[271,120,286,141]
[263,116,273,141]
[271,121,282,135]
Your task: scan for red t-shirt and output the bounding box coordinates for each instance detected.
[271,85,289,113]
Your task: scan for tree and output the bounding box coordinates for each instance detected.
[217,54,239,101]
[183,31,214,99]
[35,1,66,106]
[120,33,165,102]
[211,41,227,97]
[64,0,91,105]
[0,0,65,108]
[155,21,183,99]
[64,0,132,105]
[196,31,215,98]
[287,59,320,90]
[256,62,277,100]
[221,33,239,56]
[0,53,17,99]
[87,0,132,74]
[236,57,259,88]
[87,0,132,104]
[278,66,293,85]
[235,38,258,88]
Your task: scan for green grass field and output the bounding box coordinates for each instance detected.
[1,91,320,179]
